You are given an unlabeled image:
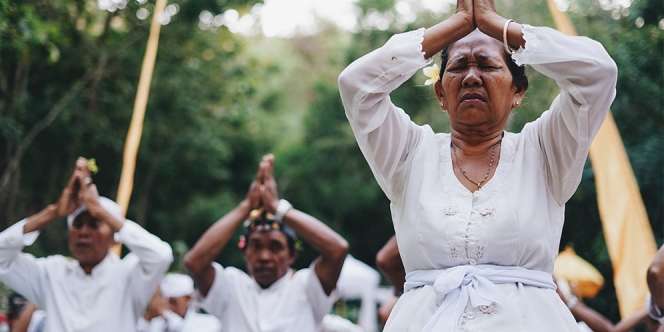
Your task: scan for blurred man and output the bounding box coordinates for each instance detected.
[138,275,222,332]
[7,293,45,332]
[334,256,381,332]
[648,245,664,330]
[375,236,404,325]
[184,155,348,331]
[0,158,173,332]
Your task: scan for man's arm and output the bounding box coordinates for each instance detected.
[280,208,349,295]
[376,236,405,295]
[78,176,173,313]
[0,159,89,306]
[184,157,265,296]
[568,301,615,332]
[648,246,664,311]
[612,309,648,332]
[183,200,252,296]
[556,281,650,332]
[23,157,87,234]
[259,156,348,295]
[10,302,38,332]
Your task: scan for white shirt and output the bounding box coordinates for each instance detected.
[321,314,364,332]
[181,310,222,332]
[649,295,664,324]
[27,309,46,332]
[335,256,380,332]
[0,219,173,332]
[201,263,334,332]
[138,309,222,332]
[338,25,617,332]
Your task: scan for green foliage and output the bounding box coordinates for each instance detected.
[0,0,268,259]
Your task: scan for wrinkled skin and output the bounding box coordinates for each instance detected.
[435,30,525,136]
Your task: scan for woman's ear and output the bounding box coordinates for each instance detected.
[434,79,447,111]
[512,89,526,109]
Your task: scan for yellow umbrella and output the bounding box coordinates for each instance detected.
[554,246,605,299]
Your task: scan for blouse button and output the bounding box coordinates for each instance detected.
[469,258,477,265]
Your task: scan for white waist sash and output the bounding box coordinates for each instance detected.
[404,264,556,331]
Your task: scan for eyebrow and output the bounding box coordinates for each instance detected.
[475,54,502,64]
[270,239,286,246]
[449,52,502,65]
[448,56,468,66]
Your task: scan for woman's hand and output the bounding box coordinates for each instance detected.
[422,0,475,58]
[456,0,475,31]
[473,0,525,50]
[474,0,501,33]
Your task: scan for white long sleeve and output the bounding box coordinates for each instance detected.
[0,219,46,307]
[514,25,617,204]
[338,28,432,202]
[116,220,174,315]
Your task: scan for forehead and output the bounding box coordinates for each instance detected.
[75,212,98,223]
[69,212,112,233]
[247,230,288,244]
[448,30,505,61]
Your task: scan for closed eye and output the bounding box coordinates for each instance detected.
[446,64,466,72]
[481,64,502,71]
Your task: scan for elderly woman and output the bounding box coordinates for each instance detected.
[338,0,617,330]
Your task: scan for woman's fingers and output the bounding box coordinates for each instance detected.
[474,0,497,16]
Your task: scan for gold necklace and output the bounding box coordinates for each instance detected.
[452,141,500,190]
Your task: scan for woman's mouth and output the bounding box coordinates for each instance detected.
[460,92,488,104]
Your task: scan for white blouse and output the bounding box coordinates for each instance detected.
[338,25,617,331]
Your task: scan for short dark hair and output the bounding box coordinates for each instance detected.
[242,210,298,254]
[439,43,528,93]
[7,292,27,320]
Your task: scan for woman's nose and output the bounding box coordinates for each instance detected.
[461,67,482,87]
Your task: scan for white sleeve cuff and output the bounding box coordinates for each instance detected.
[199,263,232,318]
[112,219,136,243]
[649,296,664,323]
[304,264,337,322]
[511,24,539,66]
[1,219,40,247]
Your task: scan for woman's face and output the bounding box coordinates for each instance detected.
[436,30,524,135]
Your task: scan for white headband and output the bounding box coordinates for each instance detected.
[160,273,194,298]
[66,196,123,228]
